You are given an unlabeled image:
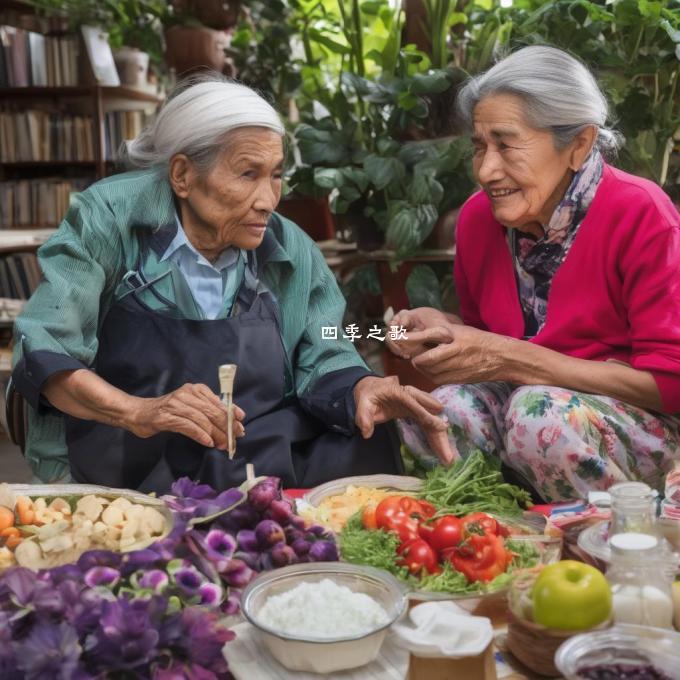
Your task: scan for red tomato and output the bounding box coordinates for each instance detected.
[386,513,420,543]
[375,496,434,528]
[362,504,378,530]
[446,533,512,583]
[428,515,463,552]
[397,538,440,575]
[461,512,498,536]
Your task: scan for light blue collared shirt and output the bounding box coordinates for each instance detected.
[160,213,245,319]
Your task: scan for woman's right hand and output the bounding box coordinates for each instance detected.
[386,307,462,360]
[128,383,246,450]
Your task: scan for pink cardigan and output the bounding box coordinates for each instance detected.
[454,164,680,413]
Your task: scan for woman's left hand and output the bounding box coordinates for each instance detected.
[353,375,456,464]
[412,325,513,385]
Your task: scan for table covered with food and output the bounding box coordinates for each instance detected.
[1,453,679,679]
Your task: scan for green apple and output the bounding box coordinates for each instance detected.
[532,560,612,630]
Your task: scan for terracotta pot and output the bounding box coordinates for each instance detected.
[164,26,229,76]
[113,47,149,88]
[172,0,241,30]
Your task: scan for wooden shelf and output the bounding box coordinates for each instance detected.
[0,228,56,254]
[0,85,163,104]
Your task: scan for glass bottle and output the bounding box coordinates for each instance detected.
[609,481,657,538]
[606,532,674,629]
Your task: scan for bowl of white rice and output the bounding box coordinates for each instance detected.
[240,561,408,673]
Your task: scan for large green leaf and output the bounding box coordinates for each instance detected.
[364,154,406,190]
[409,70,453,95]
[313,167,345,190]
[408,172,444,205]
[406,265,444,310]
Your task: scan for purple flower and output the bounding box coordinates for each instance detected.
[153,660,221,680]
[135,569,170,593]
[173,567,205,596]
[164,607,233,672]
[198,582,222,607]
[203,529,236,564]
[220,588,241,616]
[39,563,81,585]
[2,567,37,607]
[84,566,121,588]
[171,478,217,501]
[88,597,162,671]
[77,550,122,572]
[15,621,82,678]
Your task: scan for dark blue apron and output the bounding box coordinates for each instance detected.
[64,249,402,493]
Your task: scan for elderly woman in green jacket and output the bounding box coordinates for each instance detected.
[11,75,450,492]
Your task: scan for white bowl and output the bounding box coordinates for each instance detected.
[240,561,408,674]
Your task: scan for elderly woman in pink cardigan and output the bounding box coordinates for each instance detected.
[388,45,680,502]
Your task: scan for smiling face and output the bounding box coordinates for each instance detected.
[170,126,284,259]
[471,94,580,233]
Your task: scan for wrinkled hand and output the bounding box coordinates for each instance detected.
[353,375,456,464]
[387,307,461,360]
[129,383,246,450]
[412,325,511,385]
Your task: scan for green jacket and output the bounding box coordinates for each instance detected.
[12,167,369,481]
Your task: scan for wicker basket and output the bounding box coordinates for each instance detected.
[505,569,610,676]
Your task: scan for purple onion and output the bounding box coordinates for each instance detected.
[288,515,306,530]
[221,559,254,588]
[269,542,298,568]
[84,567,121,588]
[306,524,328,537]
[236,529,259,552]
[290,538,311,557]
[255,519,285,548]
[220,504,260,530]
[284,526,304,544]
[308,540,339,562]
[247,479,280,511]
[266,498,293,524]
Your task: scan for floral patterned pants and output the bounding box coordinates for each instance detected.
[398,382,680,502]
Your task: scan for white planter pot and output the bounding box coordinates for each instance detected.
[113,47,150,88]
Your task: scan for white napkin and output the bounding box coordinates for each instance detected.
[225,622,409,680]
[391,601,493,658]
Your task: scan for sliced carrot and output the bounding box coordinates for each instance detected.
[4,536,21,549]
[0,506,14,531]
[15,496,35,525]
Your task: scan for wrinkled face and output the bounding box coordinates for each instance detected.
[182,127,284,250]
[471,94,575,230]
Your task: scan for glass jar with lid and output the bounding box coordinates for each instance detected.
[609,481,658,538]
[606,532,674,629]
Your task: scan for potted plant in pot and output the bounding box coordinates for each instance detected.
[30,0,170,86]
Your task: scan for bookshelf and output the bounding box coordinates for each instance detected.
[0,0,163,304]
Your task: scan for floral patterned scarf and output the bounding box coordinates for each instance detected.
[510,148,603,338]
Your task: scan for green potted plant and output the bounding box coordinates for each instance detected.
[29,0,170,81]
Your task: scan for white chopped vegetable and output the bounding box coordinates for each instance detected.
[0,547,16,568]
[48,498,71,515]
[110,497,133,512]
[75,495,106,522]
[14,540,44,569]
[101,505,124,527]
[142,507,165,534]
[256,579,390,639]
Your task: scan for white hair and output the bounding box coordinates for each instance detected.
[123,73,285,172]
[456,45,623,156]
